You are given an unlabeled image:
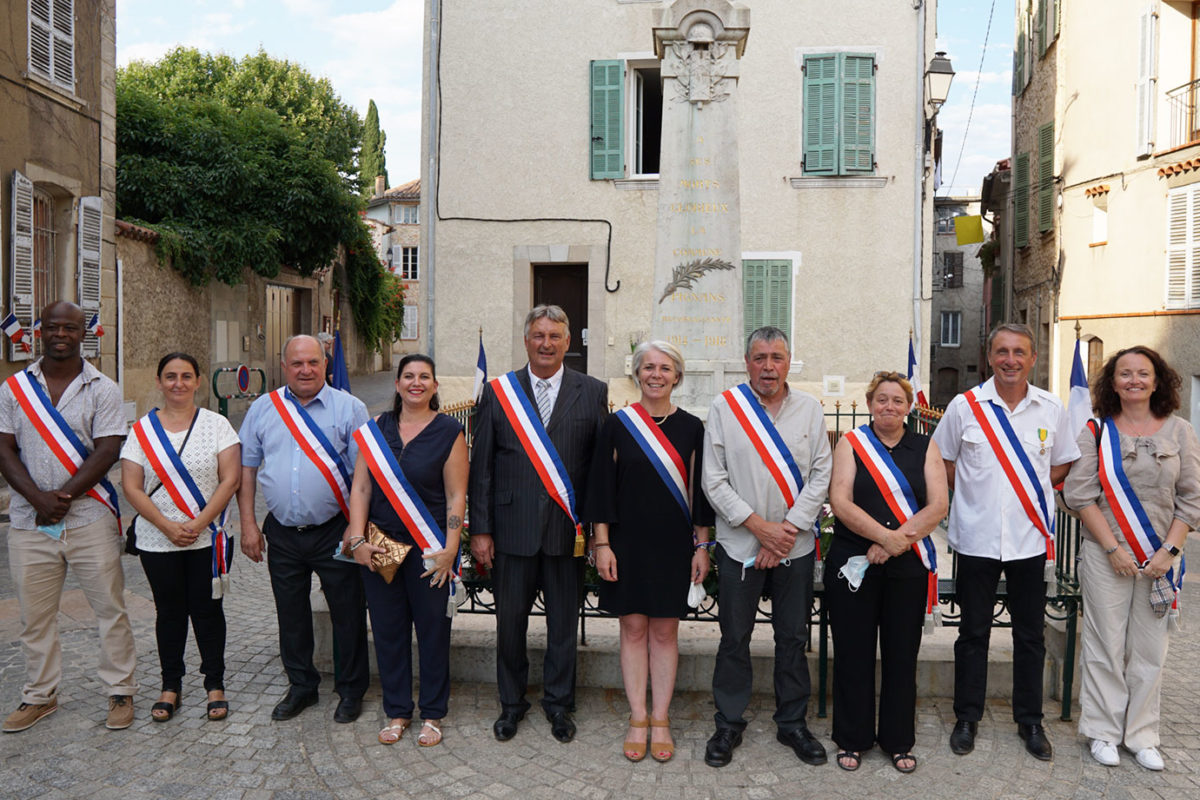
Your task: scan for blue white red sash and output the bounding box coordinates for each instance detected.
[354,418,462,613]
[1091,418,1185,609]
[269,387,351,518]
[5,370,122,528]
[132,409,231,597]
[844,425,940,627]
[490,372,584,551]
[615,404,690,525]
[963,388,1057,588]
[722,384,804,505]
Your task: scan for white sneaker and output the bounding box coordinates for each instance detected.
[1134,747,1164,771]
[1089,739,1119,766]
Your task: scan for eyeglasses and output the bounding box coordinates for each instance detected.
[873,371,905,381]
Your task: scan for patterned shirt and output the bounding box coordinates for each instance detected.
[0,358,127,530]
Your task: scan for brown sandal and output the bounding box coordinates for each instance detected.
[378,719,411,745]
[650,717,674,763]
[624,717,650,762]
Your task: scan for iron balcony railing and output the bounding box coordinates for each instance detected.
[1166,77,1200,151]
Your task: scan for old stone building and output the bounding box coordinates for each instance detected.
[365,177,424,360]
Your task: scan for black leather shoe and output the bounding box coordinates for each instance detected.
[949,720,977,754]
[493,710,524,741]
[1018,723,1053,760]
[704,727,743,768]
[333,696,362,724]
[546,710,576,743]
[777,727,828,765]
[271,688,318,721]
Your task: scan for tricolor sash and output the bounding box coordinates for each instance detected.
[269,387,352,518]
[722,384,822,571]
[490,371,585,554]
[964,387,1057,592]
[5,370,122,528]
[354,418,462,616]
[614,403,690,525]
[1091,417,1185,612]
[132,409,231,598]
[844,425,941,629]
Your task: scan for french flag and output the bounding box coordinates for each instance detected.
[2,313,31,352]
[473,329,487,402]
[907,334,928,408]
[87,313,104,337]
[32,318,41,338]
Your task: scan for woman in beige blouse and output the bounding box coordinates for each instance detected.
[1064,346,1200,771]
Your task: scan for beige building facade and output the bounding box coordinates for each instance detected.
[1,0,118,380]
[421,0,941,407]
[1019,0,1200,427]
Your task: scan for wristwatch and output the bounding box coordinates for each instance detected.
[1165,543,1181,557]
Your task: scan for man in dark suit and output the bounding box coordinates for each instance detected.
[469,305,608,744]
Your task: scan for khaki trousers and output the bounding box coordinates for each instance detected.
[1078,538,1170,751]
[8,517,137,704]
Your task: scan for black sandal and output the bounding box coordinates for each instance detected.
[837,750,861,771]
[206,694,229,721]
[891,752,917,773]
[151,692,181,722]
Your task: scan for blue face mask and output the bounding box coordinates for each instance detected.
[838,555,870,592]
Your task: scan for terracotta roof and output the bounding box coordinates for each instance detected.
[382,178,420,200]
[1158,157,1200,178]
[115,219,159,242]
[1084,184,1110,197]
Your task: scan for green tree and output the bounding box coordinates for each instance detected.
[116,49,399,349]
[360,99,388,197]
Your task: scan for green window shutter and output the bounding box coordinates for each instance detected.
[803,55,839,175]
[1013,29,1025,95]
[743,260,766,341]
[590,60,623,180]
[1037,122,1054,232]
[1037,0,1047,56]
[840,54,875,175]
[1014,152,1030,248]
[764,260,793,340]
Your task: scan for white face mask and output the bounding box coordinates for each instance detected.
[838,555,871,592]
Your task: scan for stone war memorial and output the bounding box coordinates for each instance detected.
[652,1,751,410]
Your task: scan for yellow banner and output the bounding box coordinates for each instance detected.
[954,215,985,245]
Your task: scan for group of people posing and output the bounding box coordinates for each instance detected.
[1,302,1195,777]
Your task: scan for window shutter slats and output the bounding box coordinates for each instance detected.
[1014,152,1030,248]
[10,171,36,361]
[840,55,875,175]
[743,260,765,342]
[1037,122,1054,232]
[1136,5,1157,156]
[803,55,839,175]
[78,195,102,358]
[590,60,624,180]
[765,260,792,341]
[1037,0,1047,56]
[1166,185,1198,309]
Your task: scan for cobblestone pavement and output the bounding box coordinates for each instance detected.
[1,373,1199,798]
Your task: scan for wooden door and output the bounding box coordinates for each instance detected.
[533,264,588,374]
[266,284,298,388]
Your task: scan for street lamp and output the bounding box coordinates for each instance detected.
[925,51,955,115]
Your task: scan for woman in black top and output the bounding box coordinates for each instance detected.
[344,354,467,748]
[826,372,948,773]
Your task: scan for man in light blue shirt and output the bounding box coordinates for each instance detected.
[238,335,370,723]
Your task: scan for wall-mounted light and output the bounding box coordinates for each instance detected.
[925,50,955,116]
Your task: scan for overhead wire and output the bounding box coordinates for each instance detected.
[943,0,998,195]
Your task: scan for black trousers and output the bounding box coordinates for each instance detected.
[493,549,581,716]
[140,547,226,693]
[712,545,814,733]
[263,513,369,700]
[824,539,926,753]
[953,552,1047,725]
[361,550,451,720]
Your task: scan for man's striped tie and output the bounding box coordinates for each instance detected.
[536,379,552,425]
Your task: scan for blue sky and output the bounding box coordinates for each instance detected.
[116,0,1011,198]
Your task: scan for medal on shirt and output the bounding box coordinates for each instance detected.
[1038,428,1047,455]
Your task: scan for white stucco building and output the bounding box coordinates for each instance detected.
[421,0,943,407]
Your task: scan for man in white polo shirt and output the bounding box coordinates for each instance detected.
[933,322,1079,760]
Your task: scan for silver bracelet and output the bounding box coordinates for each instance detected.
[348,536,367,552]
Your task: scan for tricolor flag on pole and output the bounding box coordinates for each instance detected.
[1068,337,1091,440]
[2,313,31,352]
[907,334,929,408]
[473,329,487,402]
[32,318,41,338]
[87,313,104,337]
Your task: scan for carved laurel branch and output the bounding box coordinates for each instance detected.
[658,258,735,303]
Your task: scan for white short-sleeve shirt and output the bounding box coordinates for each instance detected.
[120,408,241,552]
[933,377,1080,560]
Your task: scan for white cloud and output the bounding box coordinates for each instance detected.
[201,13,248,38]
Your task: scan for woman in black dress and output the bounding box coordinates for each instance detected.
[586,341,714,763]
[344,354,467,748]
[826,372,948,773]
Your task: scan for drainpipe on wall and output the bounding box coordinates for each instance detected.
[912,0,927,372]
[424,0,441,359]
